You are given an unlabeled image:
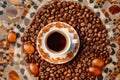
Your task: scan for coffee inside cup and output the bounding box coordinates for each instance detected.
[46,31,69,53]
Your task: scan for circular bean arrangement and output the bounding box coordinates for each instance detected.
[21,0,111,79]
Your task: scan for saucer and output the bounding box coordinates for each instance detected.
[36,22,80,64]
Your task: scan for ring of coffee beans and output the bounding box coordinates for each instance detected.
[21,0,111,79]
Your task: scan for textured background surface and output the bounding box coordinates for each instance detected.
[0,0,120,80]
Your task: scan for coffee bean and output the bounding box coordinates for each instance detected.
[94,28,98,33]
[80,22,85,27]
[88,29,92,34]
[92,25,95,29]
[67,73,71,77]
[64,71,67,75]
[46,67,50,71]
[80,27,85,32]
[98,32,102,38]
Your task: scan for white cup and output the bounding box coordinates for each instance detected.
[43,29,78,55]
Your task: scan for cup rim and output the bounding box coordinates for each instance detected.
[44,29,71,55]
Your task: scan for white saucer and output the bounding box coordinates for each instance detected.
[36,22,80,64]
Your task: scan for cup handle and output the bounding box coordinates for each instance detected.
[72,39,79,44]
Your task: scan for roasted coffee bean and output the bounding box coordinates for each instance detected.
[22,1,110,79]
[94,28,98,33]
[88,29,92,34]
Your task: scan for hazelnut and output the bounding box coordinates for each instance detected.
[92,58,104,67]
[88,67,102,76]
[29,63,39,76]
[7,31,16,43]
[9,70,20,80]
[23,43,35,54]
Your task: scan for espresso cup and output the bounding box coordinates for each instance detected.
[44,29,78,55]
